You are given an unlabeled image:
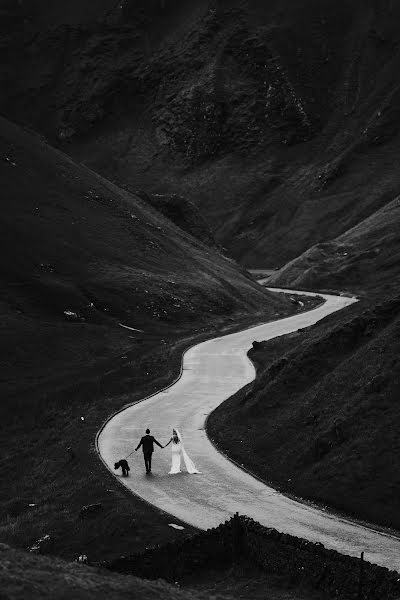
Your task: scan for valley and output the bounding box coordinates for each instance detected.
[1,2,400,599]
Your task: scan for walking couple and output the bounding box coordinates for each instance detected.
[135,428,200,475]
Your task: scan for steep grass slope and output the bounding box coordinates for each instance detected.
[0,115,282,398]
[2,0,400,281]
[0,543,204,600]
[268,197,400,293]
[208,292,400,530]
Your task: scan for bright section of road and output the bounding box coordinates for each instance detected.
[97,288,400,572]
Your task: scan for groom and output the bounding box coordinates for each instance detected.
[135,428,163,474]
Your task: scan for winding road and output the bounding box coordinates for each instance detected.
[97,287,400,572]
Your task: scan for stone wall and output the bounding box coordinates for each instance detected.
[104,515,400,599]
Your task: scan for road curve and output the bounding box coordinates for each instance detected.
[97,288,400,572]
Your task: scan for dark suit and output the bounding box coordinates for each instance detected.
[135,434,163,473]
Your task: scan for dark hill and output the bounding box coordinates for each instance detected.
[2,0,400,280]
[268,196,400,293]
[208,291,400,530]
[0,115,282,398]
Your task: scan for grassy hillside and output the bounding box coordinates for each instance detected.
[268,196,400,293]
[0,543,204,600]
[0,115,283,398]
[208,291,400,530]
[2,0,400,284]
[0,115,291,560]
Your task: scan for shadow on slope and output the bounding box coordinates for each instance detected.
[135,190,218,249]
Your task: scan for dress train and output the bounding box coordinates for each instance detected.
[169,442,200,474]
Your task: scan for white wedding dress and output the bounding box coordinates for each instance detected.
[169,429,200,474]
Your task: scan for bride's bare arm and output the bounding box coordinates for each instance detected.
[163,438,172,448]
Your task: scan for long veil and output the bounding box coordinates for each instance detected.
[174,428,200,474]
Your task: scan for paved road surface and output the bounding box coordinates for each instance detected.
[97,288,400,571]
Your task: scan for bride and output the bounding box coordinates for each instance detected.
[164,428,200,474]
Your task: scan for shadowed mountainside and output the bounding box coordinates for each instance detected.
[2,0,400,283]
[0,114,283,398]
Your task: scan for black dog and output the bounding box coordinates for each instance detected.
[114,459,130,476]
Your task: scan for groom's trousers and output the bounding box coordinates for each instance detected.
[144,452,152,473]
